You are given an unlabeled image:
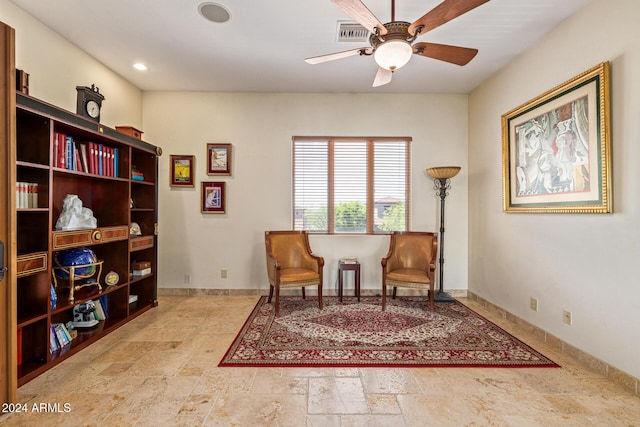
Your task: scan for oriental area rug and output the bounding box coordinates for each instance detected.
[219,296,559,368]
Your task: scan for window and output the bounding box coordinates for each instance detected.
[293,136,411,234]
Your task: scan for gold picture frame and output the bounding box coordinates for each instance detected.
[502,62,611,213]
[169,155,195,187]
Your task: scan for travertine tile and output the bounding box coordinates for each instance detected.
[308,377,369,414]
[6,294,638,427]
[205,394,307,426]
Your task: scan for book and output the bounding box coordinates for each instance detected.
[340,257,358,264]
[75,147,83,172]
[132,267,151,276]
[113,148,119,177]
[53,323,69,347]
[30,183,38,208]
[98,144,104,175]
[49,325,60,353]
[50,283,57,311]
[99,294,109,319]
[93,298,106,320]
[80,143,89,173]
[53,133,59,167]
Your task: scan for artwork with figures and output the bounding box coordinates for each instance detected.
[207,143,232,175]
[515,96,589,196]
[502,62,611,213]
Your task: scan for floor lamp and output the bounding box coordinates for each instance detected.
[426,166,461,302]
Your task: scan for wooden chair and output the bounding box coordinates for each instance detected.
[265,230,324,316]
[381,231,438,315]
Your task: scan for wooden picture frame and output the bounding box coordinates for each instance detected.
[207,143,232,176]
[169,155,195,187]
[201,181,226,214]
[502,62,611,213]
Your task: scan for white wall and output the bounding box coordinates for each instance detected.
[468,0,640,378]
[143,92,469,295]
[0,0,142,128]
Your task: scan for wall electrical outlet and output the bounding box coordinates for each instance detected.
[563,310,572,325]
[184,274,191,284]
[220,269,228,278]
[530,297,539,312]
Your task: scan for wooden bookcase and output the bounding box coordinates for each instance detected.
[14,92,159,386]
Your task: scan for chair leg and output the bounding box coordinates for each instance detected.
[274,286,280,316]
[382,283,387,311]
[318,284,323,310]
[268,284,274,303]
[429,286,435,318]
[392,287,397,299]
[302,287,306,300]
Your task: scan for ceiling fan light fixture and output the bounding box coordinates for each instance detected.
[374,40,412,71]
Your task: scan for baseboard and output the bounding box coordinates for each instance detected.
[157,287,469,297]
[467,291,639,397]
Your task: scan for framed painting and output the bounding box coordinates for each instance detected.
[169,155,195,187]
[201,181,226,214]
[502,62,611,213]
[207,143,232,175]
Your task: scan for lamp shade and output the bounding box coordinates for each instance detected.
[374,40,413,71]
[427,166,461,179]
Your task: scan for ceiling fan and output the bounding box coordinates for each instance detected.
[305,0,490,87]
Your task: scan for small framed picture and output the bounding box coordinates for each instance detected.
[170,155,195,187]
[201,181,226,214]
[207,143,232,176]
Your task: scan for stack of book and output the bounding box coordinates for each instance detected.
[132,261,151,276]
[16,182,38,208]
[339,256,358,264]
[131,166,144,181]
[49,323,74,352]
[53,132,119,177]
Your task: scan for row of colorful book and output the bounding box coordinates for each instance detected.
[49,323,75,353]
[16,181,38,208]
[53,132,119,177]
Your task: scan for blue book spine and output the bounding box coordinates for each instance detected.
[65,136,73,170]
[98,144,103,176]
[113,148,119,177]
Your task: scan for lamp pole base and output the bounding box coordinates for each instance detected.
[434,291,455,303]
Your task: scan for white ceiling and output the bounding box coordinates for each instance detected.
[11,0,593,94]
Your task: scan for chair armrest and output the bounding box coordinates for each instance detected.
[266,254,280,282]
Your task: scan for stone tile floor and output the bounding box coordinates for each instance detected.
[2,295,639,426]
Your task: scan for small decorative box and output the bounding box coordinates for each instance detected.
[132,261,151,270]
[115,126,143,140]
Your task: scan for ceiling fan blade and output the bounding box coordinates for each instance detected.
[373,67,392,87]
[305,47,369,64]
[331,0,388,35]
[413,42,478,66]
[408,0,490,36]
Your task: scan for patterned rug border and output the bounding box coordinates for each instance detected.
[219,296,559,368]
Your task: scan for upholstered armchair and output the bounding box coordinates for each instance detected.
[381,231,438,315]
[265,230,324,316]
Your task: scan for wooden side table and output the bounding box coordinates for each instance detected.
[338,261,361,302]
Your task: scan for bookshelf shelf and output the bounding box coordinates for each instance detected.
[15,92,159,386]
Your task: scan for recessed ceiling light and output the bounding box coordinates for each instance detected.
[133,63,148,71]
[198,2,231,23]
